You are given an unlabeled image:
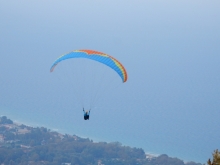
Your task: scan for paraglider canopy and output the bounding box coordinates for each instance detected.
[50,49,128,82]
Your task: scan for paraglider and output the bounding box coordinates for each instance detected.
[83,108,90,120]
[50,49,128,120]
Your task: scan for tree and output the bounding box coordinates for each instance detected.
[0,116,13,124]
[207,150,220,165]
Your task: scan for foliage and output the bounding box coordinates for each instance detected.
[207,150,220,165]
[0,116,13,124]
[145,154,185,165]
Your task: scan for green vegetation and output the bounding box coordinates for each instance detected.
[0,116,13,124]
[0,116,202,165]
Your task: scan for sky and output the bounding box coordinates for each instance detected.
[0,0,220,163]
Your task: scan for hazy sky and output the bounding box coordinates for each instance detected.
[0,0,220,163]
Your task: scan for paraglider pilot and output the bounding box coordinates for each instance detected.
[83,108,90,120]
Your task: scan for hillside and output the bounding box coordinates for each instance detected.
[0,116,202,165]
